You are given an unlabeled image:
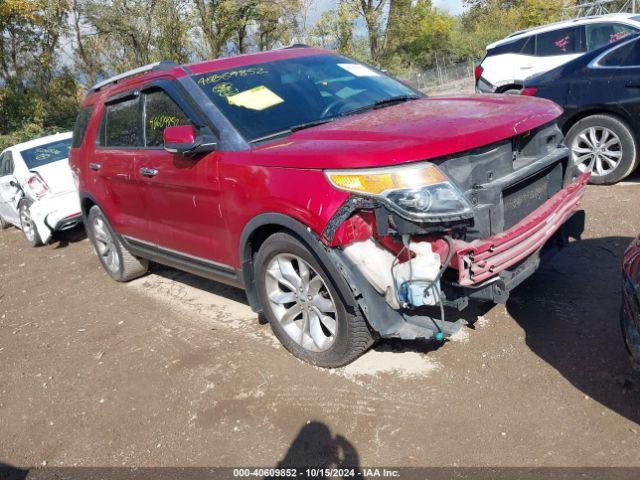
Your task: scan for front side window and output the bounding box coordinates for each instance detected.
[586,23,637,50]
[194,54,421,143]
[20,139,71,169]
[143,91,191,148]
[536,27,582,56]
[102,98,140,147]
[0,152,14,176]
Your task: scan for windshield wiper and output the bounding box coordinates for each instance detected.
[341,95,421,117]
[249,117,339,144]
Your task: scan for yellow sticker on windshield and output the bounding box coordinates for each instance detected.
[227,85,284,111]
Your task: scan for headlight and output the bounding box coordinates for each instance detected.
[325,162,473,222]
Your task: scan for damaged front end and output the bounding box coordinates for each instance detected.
[322,122,588,341]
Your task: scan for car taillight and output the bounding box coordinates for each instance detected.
[474,65,484,81]
[27,174,50,199]
[520,87,538,96]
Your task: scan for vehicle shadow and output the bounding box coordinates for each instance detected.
[0,462,28,480]
[268,421,360,477]
[49,224,87,249]
[506,236,640,425]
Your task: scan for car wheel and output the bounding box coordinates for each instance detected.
[86,205,148,282]
[254,232,374,367]
[502,88,521,94]
[19,203,43,247]
[565,114,638,185]
[0,214,10,229]
[621,307,640,371]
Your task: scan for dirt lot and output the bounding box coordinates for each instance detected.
[1,181,640,469]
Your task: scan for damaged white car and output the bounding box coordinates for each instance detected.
[0,132,82,246]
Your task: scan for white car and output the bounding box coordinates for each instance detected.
[476,13,640,93]
[0,132,82,246]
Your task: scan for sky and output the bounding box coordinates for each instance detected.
[308,0,467,22]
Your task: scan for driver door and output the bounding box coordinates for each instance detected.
[0,151,20,225]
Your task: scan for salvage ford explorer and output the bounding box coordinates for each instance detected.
[69,47,589,367]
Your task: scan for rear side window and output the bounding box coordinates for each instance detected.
[536,27,582,56]
[72,106,93,148]
[600,38,640,66]
[143,91,191,148]
[487,36,534,57]
[586,23,637,50]
[101,98,140,147]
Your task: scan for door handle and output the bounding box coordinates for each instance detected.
[89,162,102,171]
[521,65,533,70]
[139,167,159,177]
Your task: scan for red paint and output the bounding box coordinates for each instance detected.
[249,95,562,169]
[69,47,578,281]
[453,172,590,286]
[520,87,538,97]
[163,125,195,145]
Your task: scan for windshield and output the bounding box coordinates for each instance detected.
[20,138,71,169]
[194,54,421,143]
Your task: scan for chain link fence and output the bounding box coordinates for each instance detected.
[398,57,478,95]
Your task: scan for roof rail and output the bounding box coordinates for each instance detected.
[90,60,177,92]
[283,43,311,49]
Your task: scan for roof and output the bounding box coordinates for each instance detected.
[488,13,640,49]
[84,47,332,104]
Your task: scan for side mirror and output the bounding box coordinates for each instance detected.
[9,180,17,188]
[163,125,217,156]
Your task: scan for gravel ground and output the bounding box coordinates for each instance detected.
[1,182,640,469]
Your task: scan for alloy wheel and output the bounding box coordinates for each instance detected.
[92,216,120,273]
[20,207,36,242]
[570,126,623,178]
[265,253,337,352]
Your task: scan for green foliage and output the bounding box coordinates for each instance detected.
[0,0,585,149]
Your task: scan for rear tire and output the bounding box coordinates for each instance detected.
[19,203,43,247]
[86,205,148,282]
[254,232,374,367]
[565,114,638,185]
[0,214,10,229]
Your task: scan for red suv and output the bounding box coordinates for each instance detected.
[69,47,589,367]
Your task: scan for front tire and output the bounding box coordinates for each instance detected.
[0,214,10,229]
[86,205,148,282]
[565,114,638,185]
[254,232,374,367]
[19,203,43,247]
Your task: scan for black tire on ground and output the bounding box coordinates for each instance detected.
[502,88,521,94]
[254,232,374,368]
[19,202,43,247]
[86,205,148,282]
[565,114,638,185]
[621,307,640,372]
[0,214,10,229]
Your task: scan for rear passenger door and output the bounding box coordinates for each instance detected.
[91,94,151,241]
[603,38,640,124]
[524,26,585,78]
[134,86,231,267]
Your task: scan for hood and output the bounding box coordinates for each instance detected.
[29,158,76,195]
[248,95,563,169]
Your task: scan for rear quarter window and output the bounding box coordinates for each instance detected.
[72,106,94,148]
[487,36,534,57]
